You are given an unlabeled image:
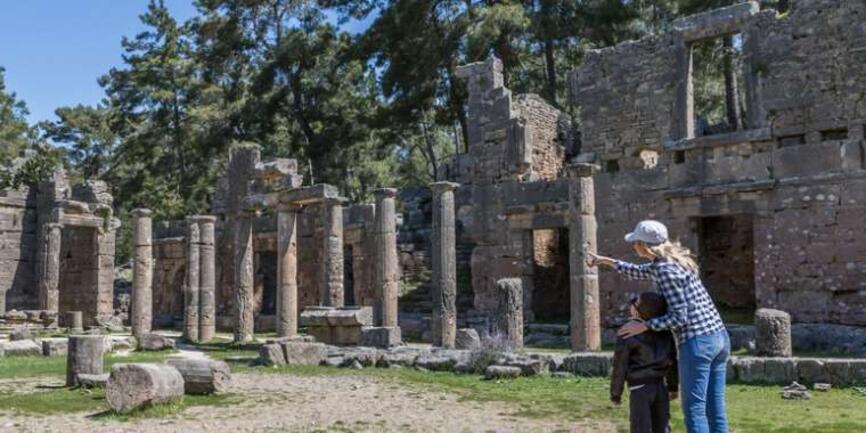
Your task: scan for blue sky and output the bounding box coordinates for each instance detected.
[1,1,373,125]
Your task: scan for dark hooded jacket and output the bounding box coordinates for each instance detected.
[610,323,679,404]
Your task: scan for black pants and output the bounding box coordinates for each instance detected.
[629,381,670,433]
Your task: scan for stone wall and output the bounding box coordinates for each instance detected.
[0,189,37,312]
[570,0,866,326]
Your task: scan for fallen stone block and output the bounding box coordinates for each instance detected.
[137,333,176,351]
[455,328,481,350]
[415,352,462,372]
[259,343,286,366]
[485,365,522,380]
[42,340,68,356]
[781,381,810,400]
[10,327,34,341]
[360,326,401,348]
[166,359,231,395]
[377,350,418,368]
[282,342,328,366]
[106,363,185,413]
[2,340,42,357]
[77,373,109,389]
[340,347,382,367]
[497,354,549,376]
[108,336,137,352]
[814,382,831,391]
[560,352,612,377]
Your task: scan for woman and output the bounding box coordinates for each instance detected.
[588,220,729,433]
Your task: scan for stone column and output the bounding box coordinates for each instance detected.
[755,308,792,357]
[233,211,255,343]
[373,188,399,327]
[276,204,300,337]
[321,197,344,307]
[66,335,104,387]
[197,216,217,342]
[66,311,84,333]
[131,209,153,338]
[184,219,201,342]
[38,223,62,312]
[567,163,601,351]
[496,278,523,349]
[430,181,459,348]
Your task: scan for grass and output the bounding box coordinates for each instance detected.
[242,364,866,433]
[0,386,237,420]
[0,350,177,379]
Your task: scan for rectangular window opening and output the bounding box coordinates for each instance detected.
[605,159,620,173]
[691,33,747,137]
[820,128,848,141]
[673,150,686,164]
[777,134,806,148]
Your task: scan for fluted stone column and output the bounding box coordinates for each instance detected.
[373,188,399,327]
[38,223,62,312]
[430,181,459,348]
[184,220,201,342]
[321,197,345,307]
[567,163,601,351]
[276,204,300,337]
[233,211,255,343]
[131,209,153,337]
[197,216,217,342]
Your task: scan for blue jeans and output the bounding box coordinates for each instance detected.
[679,330,730,433]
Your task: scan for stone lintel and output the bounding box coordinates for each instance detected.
[672,1,759,42]
[279,183,340,205]
[372,187,398,198]
[59,214,105,228]
[665,127,772,151]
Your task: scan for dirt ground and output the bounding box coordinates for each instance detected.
[0,373,616,433]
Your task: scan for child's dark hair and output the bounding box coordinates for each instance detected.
[636,292,667,320]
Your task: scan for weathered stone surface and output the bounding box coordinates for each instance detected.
[495,278,523,349]
[781,382,811,400]
[360,326,401,348]
[300,307,373,327]
[77,373,109,389]
[414,352,461,372]
[321,197,345,307]
[755,308,792,357]
[66,335,104,387]
[377,349,419,368]
[42,339,68,356]
[131,208,153,338]
[65,311,84,332]
[10,327,33,341]
[2,339,42,357]
[560,352,612,377]
[276,206,299,338]
[184,220,201,342]
[455,328,481,350]
[485,365,522,380]
[430,181,459,348]
[197,216,217,342]
[166,359,231,395]
[106,363,185,413]
[281,341,328,366]
[373,188,399,327]
[259,343,286,366]
[497,353,550,376]
[340,347,382,368]
[137,333,176,351]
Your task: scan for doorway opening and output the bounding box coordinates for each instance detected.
[696,214,756,323]
[59,226,99,326]
[256,251,277,315]
[343,245,356,306]
[530,228,570,322]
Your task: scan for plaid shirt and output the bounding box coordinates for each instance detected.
[615,259,725,343]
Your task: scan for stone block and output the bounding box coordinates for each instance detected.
[340,347,382,367]
[77,373,109,389]
[377,349,419,368]
[10,327,33,341]
[137,333,176,351]
[755,308,792,357]
[560,352,612,377]
[42,340,68,356]
[331,326,363,346]
[485,365,522,380]
[796,359,832,384]
[360,326,401,348]
[281,342,328,366]
[415,352,462,372]
[259,343,286,366]
[1,340,42,357]
[455,328,481,350]
[106,363,184,413]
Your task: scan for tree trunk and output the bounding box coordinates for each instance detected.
[544,38,557,106]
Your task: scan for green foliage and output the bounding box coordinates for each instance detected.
[0,351,178,380]
[0,67,36,161]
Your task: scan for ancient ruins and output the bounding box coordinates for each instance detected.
[1,0,865,386]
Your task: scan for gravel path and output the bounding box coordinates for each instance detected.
[0,372,615,433]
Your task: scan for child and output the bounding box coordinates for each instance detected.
[611,292,679,433]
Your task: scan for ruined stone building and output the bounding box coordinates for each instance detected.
[0,153,119,327]
[3,0,864,344]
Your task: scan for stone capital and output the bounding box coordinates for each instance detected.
[131,208,152,218]
[565,163,600,178]
[372,188,398,198]
[429,181,460,194]
[187,215,218,224]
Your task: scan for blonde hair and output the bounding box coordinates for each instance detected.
[646,240,700,274]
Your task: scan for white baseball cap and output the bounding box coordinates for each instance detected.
[625,220,669,245]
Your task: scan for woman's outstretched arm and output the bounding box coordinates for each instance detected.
[586,252,654,280]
